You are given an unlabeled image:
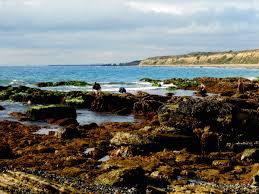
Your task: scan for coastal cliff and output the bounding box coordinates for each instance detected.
[139,49,259,66]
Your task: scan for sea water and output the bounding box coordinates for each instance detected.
[0,66,259,93]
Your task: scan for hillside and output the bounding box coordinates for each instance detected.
[139,49,259,66]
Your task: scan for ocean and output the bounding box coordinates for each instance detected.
[1,65,259,94]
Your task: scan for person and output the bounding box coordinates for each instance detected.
[92,82,101,95]
[237,79,244,93]
[119,87,126,93]
[27,100,32,106]
[199,83,207,97]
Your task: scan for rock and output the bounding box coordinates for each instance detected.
[48,118,79,126]
[0,105,4,110]
[178,98,235,124]
[201,131,219,153]
[151,133,199,151]
[146,185,167,194]
[63,156,86,166]
[95,167,145,186]
[84,147,104,160]
[9,112,29,121]
[110,132,150,146]
[34,145,56,154]
[37,80,90,87]
[90,94,136,113]
[26,105,77,121]
[133,98,163,114]
[64,96,86,107]
[212,160,230,167]
[241,148,259,162]
[110,146,134,158]
[0,144,13,159]
[78,123,98,131]
[251,171,259,187]
[150,166,180,182]
[55,126,80,139]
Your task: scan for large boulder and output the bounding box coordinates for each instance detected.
[90,94,136,114]
[95,167,145,186]
[158,98,237,131]
[26,105,77,121]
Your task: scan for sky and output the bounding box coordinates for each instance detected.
[0,0,259,65]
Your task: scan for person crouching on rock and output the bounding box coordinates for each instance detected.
[92,82,101,96]
[199,83,207,97]
[119,87,126,93]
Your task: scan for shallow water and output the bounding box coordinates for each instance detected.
[0,101,140,127]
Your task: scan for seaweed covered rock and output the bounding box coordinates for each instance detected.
[91,93,137,114]
[241,149,259,163]
[55,126,80,139]
[37,80,90,87]
[26,105,77,121]
[95,167,145,186]
[159,97,237,131]
[133,95,164,114]
[110,132,150,146]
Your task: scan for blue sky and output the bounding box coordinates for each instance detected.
[0,0,259,65]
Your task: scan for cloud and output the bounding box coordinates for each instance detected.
[126,0,259,15]
[0,0,258,65]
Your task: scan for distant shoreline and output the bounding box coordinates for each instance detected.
[140,64,259,69]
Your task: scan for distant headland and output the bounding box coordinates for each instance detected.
[139,49,259,67]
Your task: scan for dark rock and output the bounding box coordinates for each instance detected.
[251,171,259,187]
[201,131,219,153]
[0,144,13,159]
[134,98,163,114]
[90,94,136,113]
[48,118,79,126]
[34,145,56,154]
[78,123,98,131]
[9,112,29,121]
[26,105,77,121]
[241,148,259,162]
[55,126,80,139]
[151,133,199,152]
[0,105,4,110]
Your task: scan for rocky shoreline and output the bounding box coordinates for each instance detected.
[1,77,259,193]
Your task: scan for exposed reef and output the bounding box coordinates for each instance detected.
[1,77,259,193]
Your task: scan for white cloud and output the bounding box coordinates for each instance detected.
[126,0,259,15]
[0,0,258,65]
